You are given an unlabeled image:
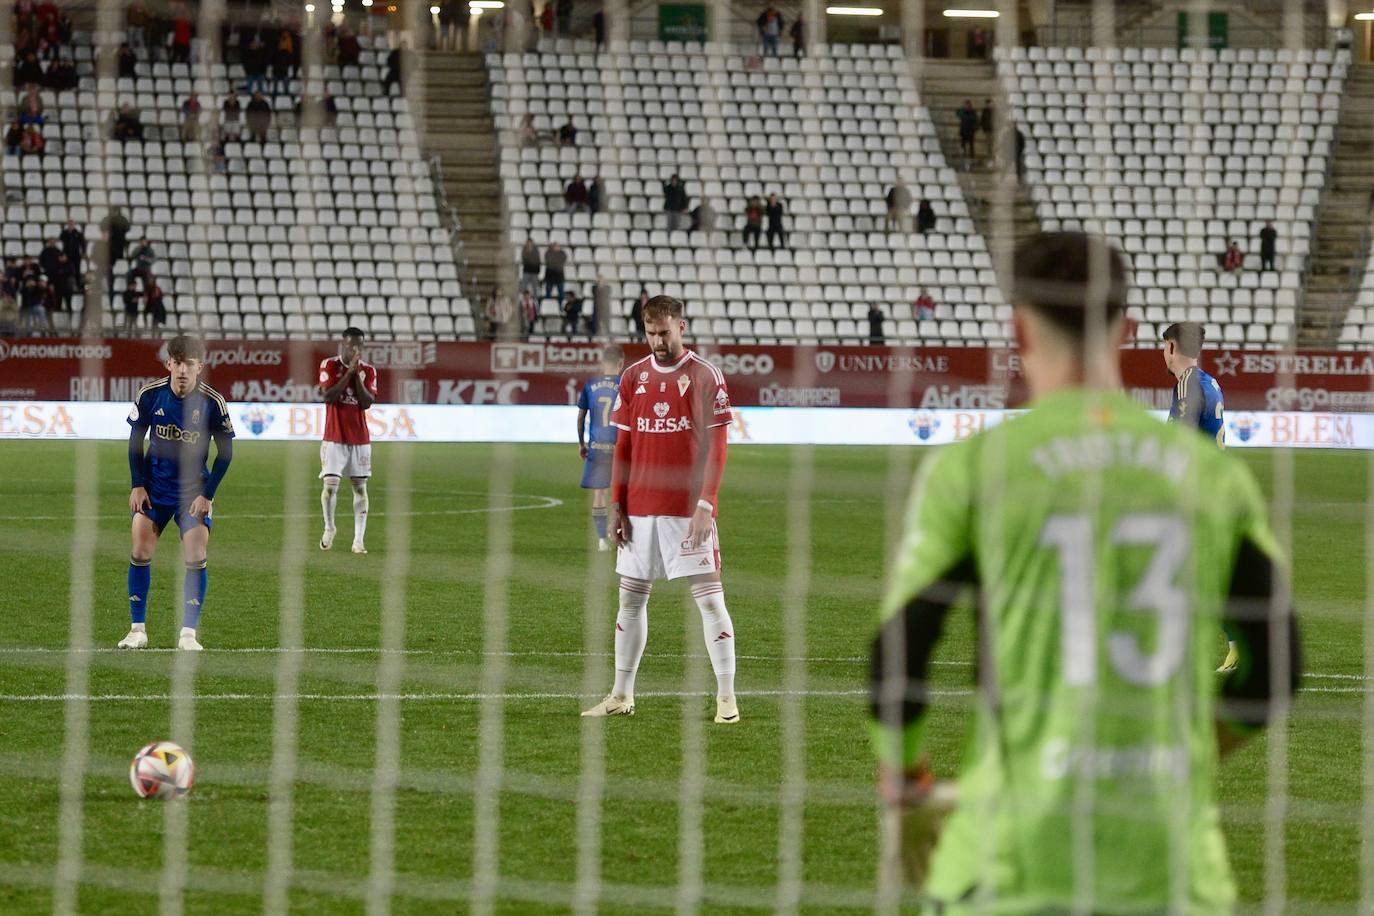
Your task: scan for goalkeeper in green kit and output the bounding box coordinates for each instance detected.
[870,232,1301,914]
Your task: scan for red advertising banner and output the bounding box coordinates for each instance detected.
[1,338,1372,411]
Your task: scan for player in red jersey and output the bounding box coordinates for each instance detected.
[318,327,378,554]
[581,295,739,724]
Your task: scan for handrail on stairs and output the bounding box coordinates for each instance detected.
[428,152,470,297]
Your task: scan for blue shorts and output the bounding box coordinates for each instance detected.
[136,502,213,535]
[580,449,613,490]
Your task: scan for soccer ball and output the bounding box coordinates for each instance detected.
[129,741,195,799]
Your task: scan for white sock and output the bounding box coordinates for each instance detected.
[612,578,652,700]
[321,480,338,530]
[691,581,735,698]
[351,481,369,544]
[130,622,145,633]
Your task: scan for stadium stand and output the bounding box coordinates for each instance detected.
[1,29,474,340]
[489,40,1012,344]
[998,45,1349,350]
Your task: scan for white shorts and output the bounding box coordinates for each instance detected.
[319,442,372,480]
[615,515,722,582]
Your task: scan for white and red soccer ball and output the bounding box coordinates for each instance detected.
[129,741,195,799]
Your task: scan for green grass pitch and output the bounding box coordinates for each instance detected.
[0,441,1366,913]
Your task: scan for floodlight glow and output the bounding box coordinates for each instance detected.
[943,8,1000,17]
[362,0,372,6]
[1356,11,1374,19]
[470,0,505,7]
[430,4,440,11]
[826,6,883,15]
[304,3,314,10]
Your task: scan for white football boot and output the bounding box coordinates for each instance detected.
[178,627,203,651]
[117,625,147,649]
[597,538,612,552]
[351,542,367,555]
[714,696,740,724]
[581,694,635,717]
[320,526,336,550]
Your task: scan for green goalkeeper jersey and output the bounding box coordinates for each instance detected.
[872,388,1284,914]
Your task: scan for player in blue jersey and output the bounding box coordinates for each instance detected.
[1163,321,1236,672]
[576,344,623,551]
[118,336,235,652]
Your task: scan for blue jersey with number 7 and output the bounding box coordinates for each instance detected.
[578,375,620,447]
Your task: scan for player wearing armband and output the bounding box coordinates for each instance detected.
[870,233,1300,912]
[318,327,378,555]
[581,295,739,724]
[119,336,235,651]
[576,344,624,551]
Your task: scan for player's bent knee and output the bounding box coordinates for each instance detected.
[130,554,152,566]
[184,559,207,570]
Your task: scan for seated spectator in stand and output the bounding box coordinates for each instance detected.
[1222,240,1243,272]
[867,303,885,345]
[18,94,45,127]
[1259,221,1278,272]
[117,42,138,79]
[5,120,22,155]
[742,195,764,249]
[765,193,785,249]
[14,51,45,86]
[221,92,242,140]
[19,124,45,156]
[563,173,589,213]
[245,90,272,142]
[663,174,689,231]
[44,57,77,91]
[336,27,361,69]
[558,119,577,146]
[519,112,538,147]
[144,277,167,328]
[914,288,935,321]
[629,287,648,335]
[543,241,566,301]
[589,176,605,215]
[112,104,144,142]
[561,288,584,335]
[916,198,936,234]
[886,179,912,232]
[384,42,406,94]
[180,93,202,141]
[690,200,716,234]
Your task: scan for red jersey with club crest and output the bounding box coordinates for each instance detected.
[609,349,732,518]
[318,357,379,445]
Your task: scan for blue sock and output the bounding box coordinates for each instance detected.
[1222,623,1236,643]
[183,562,207,630]
[128,560,151,624]
[592,506,608,539]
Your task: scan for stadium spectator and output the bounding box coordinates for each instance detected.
[117,42,137,78]
[540,2,555,38]
[561,288,583,335]
[14,51,43,86]
[867,304,885,345]
[589,176,607,215]
[791,14,804,57]
[180,94,202,141]
[19,274,49,335]
[245,90,272,143]
[384,42,407,94]
[543,241,567,302]
[915,288,935,320]
[558,119,577,146]
[885,180,911,232]
[485,286,515,338]
[121,280,141,334]
[592,274,611,337]
[127,237,156,284]
[4,121,21,155]
[437,0,462,50]
[916,199,936,234]
[221,92,242,140]
[1014,124,1026,183]
[765,193,786,249]
[742,195,764,250]
[519,238,541,296]
[629,287,648,336]
[170,3,192,64]
[112,103,144,142]
[519,288,537,337]
[519,112,539,147]
[336,27,361,70]
[126,0,148,51]
[61,220,85,275]
[690,200,717,234]
[1259,221,1278,272]
[957,99,978,170]
[593,8,605,51]
[241,36,266,93]
[51,253,76,312]
[19,123,45,156]
[757,4,783,57]
[663,174,689,231]
[39,237,62,280]
[1222,240,1243,272]
[275,24,299,92]
[969,24,988,58]
[556,0,572,35]
[564,174,589,213]
[0,284,17,336]
[44,57,77,91]
[18,93,44,127]
[210,140,227,174]
[980,98,994,157]
[144,277,167,328]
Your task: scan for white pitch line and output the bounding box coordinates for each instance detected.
[0,688,919,703]
[0,494,563,523]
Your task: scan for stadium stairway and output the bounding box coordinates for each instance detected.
[420,51,513,296]
[918,58,1040,294]
[1299,64,1374,346]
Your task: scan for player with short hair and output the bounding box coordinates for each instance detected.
[577,344,624,551]
[581,295,739,724]
[318,327,378,555]
[119,335,235,651]
[1162,320,1235,671]
[870,232,1300,911]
